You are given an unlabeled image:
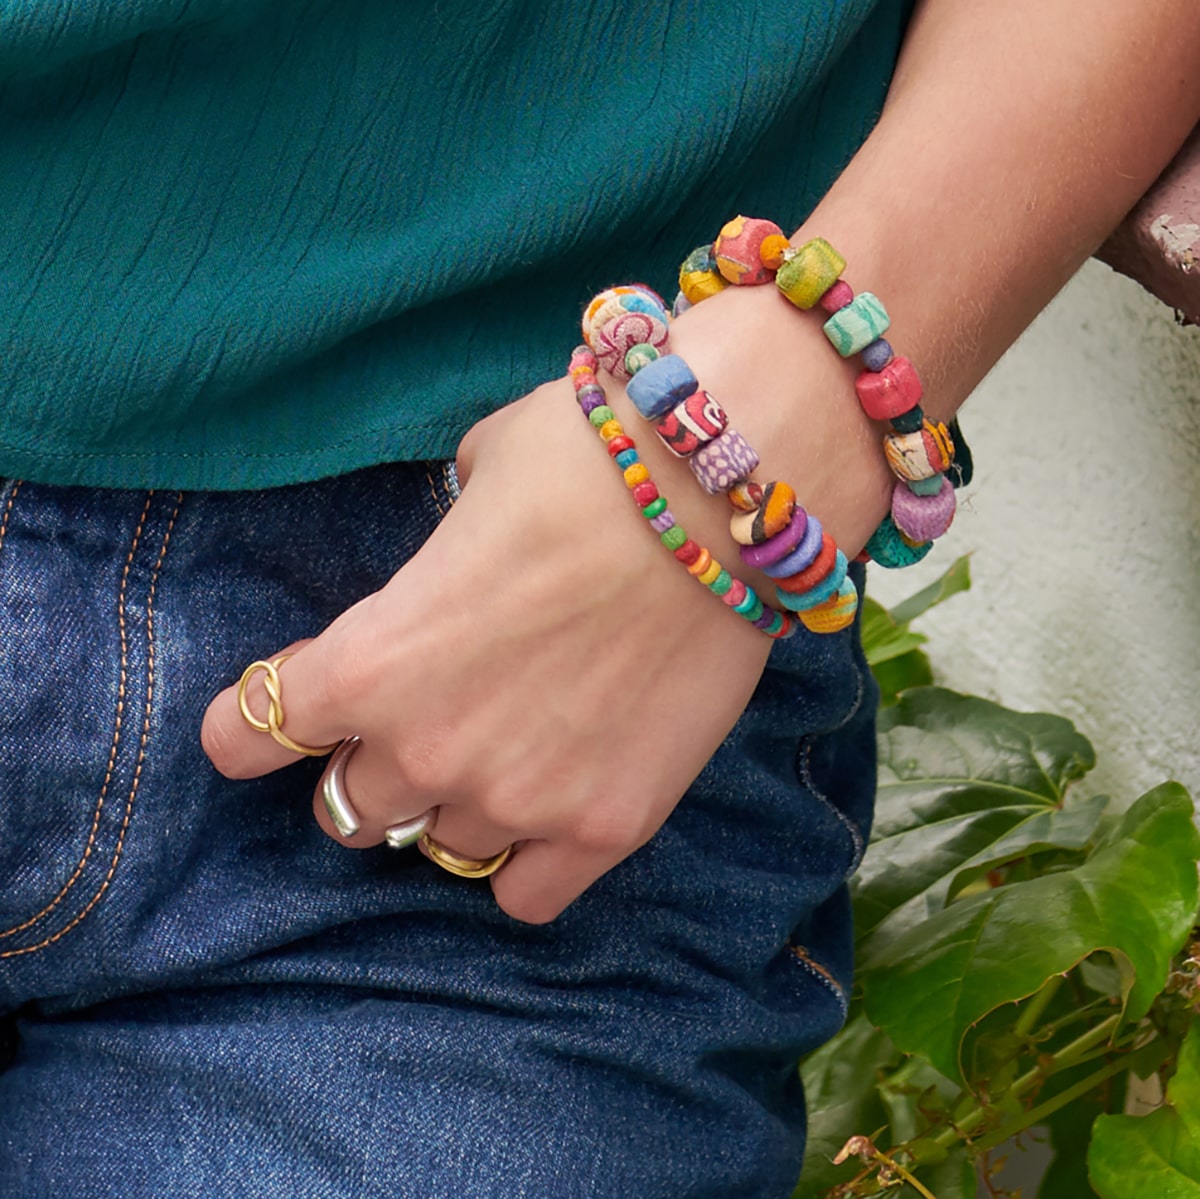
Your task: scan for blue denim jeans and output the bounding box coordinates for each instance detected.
[0,465,877,1198]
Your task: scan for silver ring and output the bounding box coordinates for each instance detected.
[319,735,435,849]
[321,736,363,838]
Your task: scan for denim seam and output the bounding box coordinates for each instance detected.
[787,943,849,1017]
[796,653,867,875]
[0,491,151,945]
[0,494,181,958]
[424,463,449,520]
[0,480,20,561]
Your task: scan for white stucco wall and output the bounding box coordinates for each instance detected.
[867,258,1200,805]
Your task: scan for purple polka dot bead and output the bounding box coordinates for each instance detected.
[687,428,760,495]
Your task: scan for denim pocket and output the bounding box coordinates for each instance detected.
[0,484,180,963]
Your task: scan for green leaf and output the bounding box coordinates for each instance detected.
[1090,1108,1200,1198]
[1089,1021,1200,1197]
[795,1012,897,1197]
[886,554,972,627]
[862,785,1200,1084]
[855,688,1097,947]
[872,649,934,707]
[861,596,928,666]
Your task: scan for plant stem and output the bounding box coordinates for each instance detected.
[931,1013,1123,1151]
[970,1054,1131,1153]
[1014,975,1065,1039]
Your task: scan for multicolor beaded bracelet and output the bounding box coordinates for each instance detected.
[676,216,971,569]
[568,343,795,640]
[579,287,860,635]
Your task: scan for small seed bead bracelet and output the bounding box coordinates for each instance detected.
[675,216,973,569]
[579,287,860,635]
[568,344,795,640]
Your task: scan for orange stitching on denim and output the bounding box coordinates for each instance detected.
[425,464,447,519]
[0,492,152,942]
[788,943,848,1013]
[0,480,21,560]
[0,494,180,958]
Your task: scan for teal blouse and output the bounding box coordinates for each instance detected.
[0,0,911,489]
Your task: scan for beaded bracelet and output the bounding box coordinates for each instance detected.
[579,287,860,635]
[568,344,795,640]
[675,216,971,569]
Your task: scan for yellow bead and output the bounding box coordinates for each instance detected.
[598,419,624,441]
[775,238,846,309]
[697,558,722,586]
[623,463,650,488]
[679,268,728,305]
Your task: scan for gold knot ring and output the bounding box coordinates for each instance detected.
[236,655,339,758]
[421,834,513,879]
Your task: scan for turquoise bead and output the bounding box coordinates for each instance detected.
[733,587,761,616]
[906,474,945,496]
[864,517,933,569]
[775,550,848,610]
[615,449,639,469]
[823,292,890,357]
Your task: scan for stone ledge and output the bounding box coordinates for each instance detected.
[1096,125,1200,326]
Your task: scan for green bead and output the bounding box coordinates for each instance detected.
[588,405,615,427]
[708,569,733,596]
[660,525,687,550]
[906,474,944,496]
[625,343,660,376]
[823,292,890,357]
[641,497,668,519]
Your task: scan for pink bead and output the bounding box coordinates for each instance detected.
[891,476,956,541]
[855,357,924,421]
[818,280,854,313]
[713,215,787,286]
[594,312,670,381]
[653,391,728,457]
[721,579,748,607]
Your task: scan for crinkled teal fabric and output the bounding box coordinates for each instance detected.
[0,0,911,489]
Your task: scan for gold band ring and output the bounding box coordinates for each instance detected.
[236,655,339,757]
[421,834,513,879]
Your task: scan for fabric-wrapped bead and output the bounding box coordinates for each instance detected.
[860,338,894,372]
[774,531,837,593]
[775,238,846,309]
[889,404,925,435]
[891,476,956,541]
[726,481,764,513]
[594,312,670,381]
[582,285,669,347]
[688,428,760,495]
[761,513,824,578]
[679,244,728,305]
[798,577,859,633]
[883,419,954,481]
[823,292,891,357]
[775,550,848,611]
[905,473,944,496]
[672,290,692,318]
[626,354,698,420]
[713,215,787,286]
[739,506,809,569]
[864,516,933,568]
[818,279,854,314]
[729,481,796,545]
[855,356,923,422]
[653,390,728,457]
[624,343,660,376]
